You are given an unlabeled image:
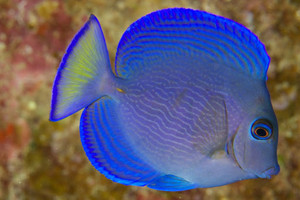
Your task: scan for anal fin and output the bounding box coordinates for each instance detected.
[80,97,199,191]
[80,96,160,186]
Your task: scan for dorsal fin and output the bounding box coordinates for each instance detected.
[115,8,270,80]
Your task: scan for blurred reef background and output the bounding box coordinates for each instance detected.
[0,0,300,199]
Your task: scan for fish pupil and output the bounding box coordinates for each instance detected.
[256,128,267,137]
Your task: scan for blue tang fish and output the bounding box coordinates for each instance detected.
[50,8,280,191]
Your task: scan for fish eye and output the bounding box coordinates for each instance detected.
[251,119,273,140]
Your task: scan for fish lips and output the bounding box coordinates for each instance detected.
[257,164,280,179]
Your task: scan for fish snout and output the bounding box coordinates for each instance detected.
[258,165,280,179]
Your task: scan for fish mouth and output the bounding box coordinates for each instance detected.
[257,165,280,179]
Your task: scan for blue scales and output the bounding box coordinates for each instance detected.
[50,8,279,191]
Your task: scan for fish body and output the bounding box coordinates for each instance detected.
[50,8,279,191]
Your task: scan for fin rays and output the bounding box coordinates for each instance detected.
[50,15,112,121]
[115,8,269,80]
[80,97,160,186]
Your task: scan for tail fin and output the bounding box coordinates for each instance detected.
[50,15,112,121]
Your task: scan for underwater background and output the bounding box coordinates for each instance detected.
[0,0,299,199]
